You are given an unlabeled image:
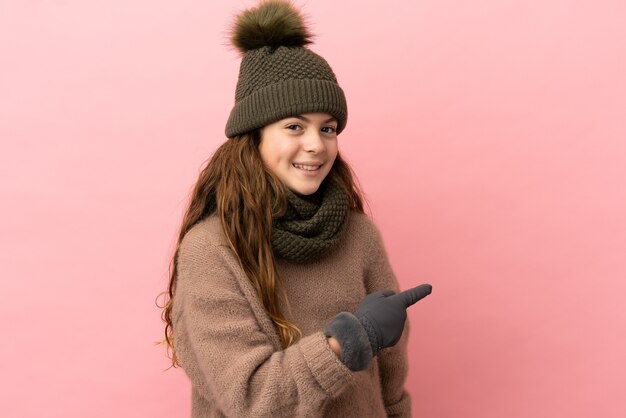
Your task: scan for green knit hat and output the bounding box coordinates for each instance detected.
[225,0,348,138]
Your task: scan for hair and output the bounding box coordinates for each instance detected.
[156,129,366,368]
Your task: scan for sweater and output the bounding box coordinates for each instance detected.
[171,211,412,417]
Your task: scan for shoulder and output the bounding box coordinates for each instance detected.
[176,215,241,292]
[344,211,384,243]
[328,211,388,267]
[179,214,229,255]
[343,211,393,267]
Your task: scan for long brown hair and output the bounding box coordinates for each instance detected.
[156,130,366,368]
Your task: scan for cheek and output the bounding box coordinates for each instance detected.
[260,141,294,172]
[258,143,271,167]
[274,143,299,166]
[259,145,279,176]
[328,141,339,162]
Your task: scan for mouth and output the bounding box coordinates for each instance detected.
[292,163,323,171]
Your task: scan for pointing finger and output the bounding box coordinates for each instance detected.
[393,284,432,308]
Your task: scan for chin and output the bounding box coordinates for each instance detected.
[291,183,321,196]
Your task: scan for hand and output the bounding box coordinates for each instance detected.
[323,283,432,371]
[355,284,432,356]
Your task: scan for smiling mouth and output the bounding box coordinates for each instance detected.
[293,163,322,171]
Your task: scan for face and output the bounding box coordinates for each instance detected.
[259,112,339,195]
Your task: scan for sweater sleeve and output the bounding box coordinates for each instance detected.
[172,228,354,417]
[363,218,412,418]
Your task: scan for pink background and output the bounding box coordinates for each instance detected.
[2,0,625,417]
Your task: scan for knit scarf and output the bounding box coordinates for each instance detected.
[272,176,349,263]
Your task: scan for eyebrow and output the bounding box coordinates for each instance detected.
[292,115,337,124]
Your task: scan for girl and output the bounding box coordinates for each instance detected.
[159,1,432,416]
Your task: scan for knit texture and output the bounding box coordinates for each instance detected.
[360,314,383,356]
[172,211,412,417]
[225,46,348,138]
[225,0,348,138]
[272,175,349,263]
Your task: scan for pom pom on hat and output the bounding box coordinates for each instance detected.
[230,0,313,53]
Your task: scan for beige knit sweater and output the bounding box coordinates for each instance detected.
[172,211,412,417]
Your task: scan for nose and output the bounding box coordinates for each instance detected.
[302,131,325,154]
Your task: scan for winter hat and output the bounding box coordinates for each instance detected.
[225,0,348,138]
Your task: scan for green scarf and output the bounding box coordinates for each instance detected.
[272,175,350,263]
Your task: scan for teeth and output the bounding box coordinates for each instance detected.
[293,163,321,171]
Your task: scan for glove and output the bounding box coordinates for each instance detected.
[356,284,432,357]
[324,284,432,371]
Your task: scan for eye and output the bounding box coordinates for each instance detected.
[321,126,337,134]
[286,124,302,131]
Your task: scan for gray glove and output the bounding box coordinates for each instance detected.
[356,284,432,356]
[324,284,432,371]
